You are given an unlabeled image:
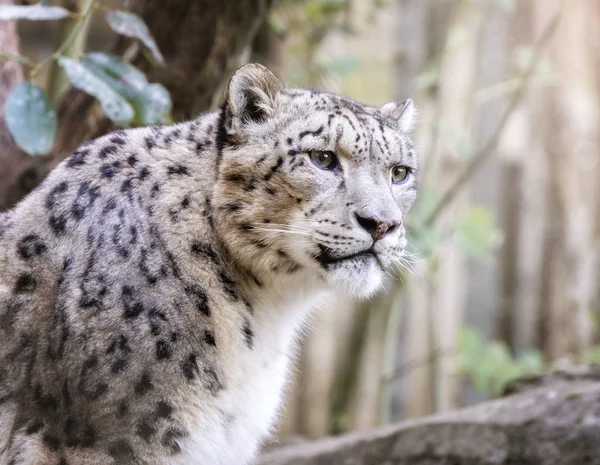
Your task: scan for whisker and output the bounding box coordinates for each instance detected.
[396,258,420,276]
[402,253,423,264]
[251,227,313,237]
[253,222,310,231]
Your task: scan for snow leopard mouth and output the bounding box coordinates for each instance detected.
[314,244,381,269]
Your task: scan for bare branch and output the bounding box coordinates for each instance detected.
[380,346,456,384]
[45,0,96,103]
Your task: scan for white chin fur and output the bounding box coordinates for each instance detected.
[324,260,384,298]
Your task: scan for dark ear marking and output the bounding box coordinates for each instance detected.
[218,65,282,168]
[241,90,265,123]
[225,63,283,123]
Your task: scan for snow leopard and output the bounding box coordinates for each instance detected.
[0,63,418,465]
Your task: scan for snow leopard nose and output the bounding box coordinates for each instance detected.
[354,213,399,241]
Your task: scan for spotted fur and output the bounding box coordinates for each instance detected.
[0,64,418,465]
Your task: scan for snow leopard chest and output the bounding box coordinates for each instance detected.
[172,300,311,465]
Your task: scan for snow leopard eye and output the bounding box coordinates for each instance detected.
[391,165,410,184]
[309,150,338,170]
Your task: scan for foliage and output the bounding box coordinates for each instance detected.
[58,57,135,124]
[0,1,171,156]
[456,327,545,397]
[269,0,364,86]
[86,53,171,125]
[0,2,69,21]
[456,326,600,398]
[408,188,499,272]
[580,345,600,365]
[105,10,164,64]
[4,82,56,155]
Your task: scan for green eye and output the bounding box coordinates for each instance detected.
[391,165,410,184]
[309,150,338,170]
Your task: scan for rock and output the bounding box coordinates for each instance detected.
[259,366,600,465]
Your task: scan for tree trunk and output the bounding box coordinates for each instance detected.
[410,0,479,413]
[537,0,598,360]
[399,0,457,420]
[0,0,272,211]
[0,0,31,212]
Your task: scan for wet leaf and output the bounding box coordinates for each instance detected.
[5,82,56,155]
[58,57,135,125]
[86,52,147,88]
[0,2,69,21]
[84,53,172,125]
[105,10,164,64]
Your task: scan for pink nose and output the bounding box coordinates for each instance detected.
[354,214,399,241]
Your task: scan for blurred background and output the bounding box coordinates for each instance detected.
[2,0,600,445]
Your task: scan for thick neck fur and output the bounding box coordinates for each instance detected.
[155,109,323,317]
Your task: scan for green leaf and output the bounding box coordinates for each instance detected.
[85,52,147,88]
[457,327,484,353]
[0,2,69,21]
[105,10,164,64]
[492,363,523,396]
[455,326,549,398]
[84,53,172,125]
[580,345,600,364]
[58,57,135,125]
[129,84,172,125]
[487,342,512,366]
[455,327,485,373]
[5,82,56,155]
[516,350,545,373]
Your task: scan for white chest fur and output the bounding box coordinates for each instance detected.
[171,278,325,465]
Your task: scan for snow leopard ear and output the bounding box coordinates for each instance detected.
[380,98,417,133]
[225,63,284,126]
